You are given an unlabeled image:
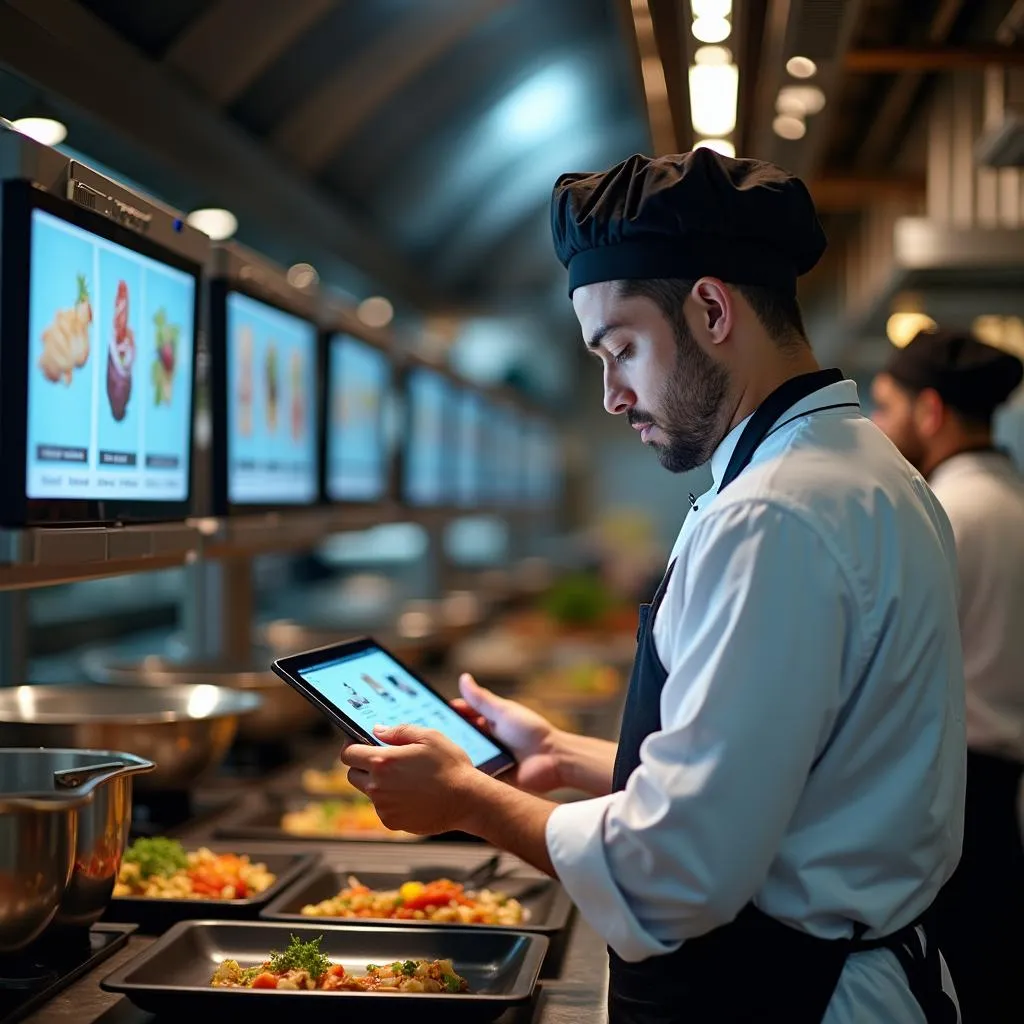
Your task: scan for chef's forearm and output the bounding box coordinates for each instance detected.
[552,730,618,796]
[457,771,559,876]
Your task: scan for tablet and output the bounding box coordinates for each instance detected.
[271,637,516,778]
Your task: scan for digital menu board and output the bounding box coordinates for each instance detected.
[226,291,318,506]
[25,207,196,506]
[326,333,391,503]
[403,367,449,506]
[455,388,483,508]
[477,399,505,507]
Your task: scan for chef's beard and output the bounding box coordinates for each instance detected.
[631,317,732,473]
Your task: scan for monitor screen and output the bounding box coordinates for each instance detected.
[403,367,449,506]
[527,419,558,505]
[496,405,521,506]
[226,290,318,506]
[26,207,196,503]
[326,334,390,503]
[455,388,483,508]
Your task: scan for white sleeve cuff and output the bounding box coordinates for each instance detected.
[546,796,679,963]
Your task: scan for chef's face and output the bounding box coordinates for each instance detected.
[870,373,927,469]
[573,281,730,472]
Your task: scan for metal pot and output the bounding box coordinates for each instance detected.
[81,655,316,742]
[0,748,153,952]
[0,685,259,791]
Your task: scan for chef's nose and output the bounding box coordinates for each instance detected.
[603,367,634,416]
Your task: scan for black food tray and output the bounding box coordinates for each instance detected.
[102,844,319,932]
[260,863,573,935]
[100,920,548,1022]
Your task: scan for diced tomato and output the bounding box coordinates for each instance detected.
[327,964,346,978]
[251,973,279,989]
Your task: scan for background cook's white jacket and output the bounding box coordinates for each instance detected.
[546,381,966,1023]
[928,451,1024,763]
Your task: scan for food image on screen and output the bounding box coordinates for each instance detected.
[106,280,135,421]
[265,344,279,432]
[280,798,414,840]
[39,273,92,385]
[290,349,305,441]
[210,935,470,993]
[236,325,254,437]
[300,875,527,926]
[151,307,180,407]
[113,838,276,900]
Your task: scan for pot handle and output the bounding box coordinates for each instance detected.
[53,758,155,792]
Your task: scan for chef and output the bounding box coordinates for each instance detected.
[341,150,965,1023]
[871,329,1024,1023]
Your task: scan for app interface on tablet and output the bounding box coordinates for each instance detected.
[226,291,318,505]
[26,208,196,501]
[299,647,503,769]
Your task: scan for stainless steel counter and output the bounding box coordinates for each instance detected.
[21,742,610,1024]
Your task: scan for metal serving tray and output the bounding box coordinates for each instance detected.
[102,844,319,933]
[260,863,573,935]
[100,920,548,1022]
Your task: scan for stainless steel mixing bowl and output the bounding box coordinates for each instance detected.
[0,685,260,791]
[0,748,153,952]
[81,655,317,741]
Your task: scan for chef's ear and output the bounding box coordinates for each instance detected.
[690,278,733,346]
[913,387,945,437]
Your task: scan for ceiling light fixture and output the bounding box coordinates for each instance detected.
[691,15,731,43]
[694,138,736,157]
[689,61,739,136]
[886,312,937,348]
[10,116,67,147]
[694,45,732,66]
[286,263,319,289]
[357,296,394,328]
[772,114,806,140]
[692,0,732,16]
[777,85,826,117]
[185,208,237,241]
[786,56,818,79]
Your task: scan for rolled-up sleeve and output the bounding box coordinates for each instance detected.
[545,501,858,962]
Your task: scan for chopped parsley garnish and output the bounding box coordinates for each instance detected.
[268,935,332,979]
[402,960,418,976]
[444,973,463,993]
[366,963,379,972]
[122,837,188,879]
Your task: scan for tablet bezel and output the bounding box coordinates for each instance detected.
[271,635,516,779]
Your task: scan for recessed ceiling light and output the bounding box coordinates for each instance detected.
[694,45,732,66]
[694,138,736,157]
[776,85,826,117]
[286,262,319,289]
[690,62,739,136]
[185,208,237,241]
[10,117,67,147]
[357,296,394,328]
[691,16,731,44]
[786,56,818,79]
[692,0,732,17]
[772,114,806,140]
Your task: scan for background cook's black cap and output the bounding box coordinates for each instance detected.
[885,329,1024,421]
[550,149,827,297]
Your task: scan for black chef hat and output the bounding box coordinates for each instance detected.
[885,329,1024,421]
[550,149,827,297]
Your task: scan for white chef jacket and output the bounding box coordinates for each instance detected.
[546,380,966,1023]
[929,450,1024,763]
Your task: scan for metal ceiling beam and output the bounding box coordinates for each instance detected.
[846,46,1024,72]
[273,0,510,175]
[647,0,693,152]
[163,0,336,108]
[0,0,434,308]
[855,0,966,169]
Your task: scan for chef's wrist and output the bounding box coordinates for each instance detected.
[453,768,504,835]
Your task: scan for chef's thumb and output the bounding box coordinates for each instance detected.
[458,673,502,717]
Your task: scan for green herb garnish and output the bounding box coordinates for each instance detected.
[444,973,463,993]
[401,960,417,977]
[366,963,379,972]
[122,837,188,879]
[268,935,331,980]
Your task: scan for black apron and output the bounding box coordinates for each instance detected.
[608,369,958,1024]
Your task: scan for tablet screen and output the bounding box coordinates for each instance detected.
[298,645,504,770]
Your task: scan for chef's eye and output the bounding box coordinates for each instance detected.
[613,345,633,365]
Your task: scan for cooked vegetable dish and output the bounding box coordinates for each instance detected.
[114,838,276,900]
[300,875,527,926]
[281,798,413,840]
[211,935,469,994]
[301,765,359,795]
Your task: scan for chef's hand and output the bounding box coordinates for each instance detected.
[451,673,564,794]
[340,725,476,836]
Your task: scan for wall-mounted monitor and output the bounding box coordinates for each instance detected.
[401,366,450,507]
[0,180,200,526]
[526,418,560,507]
[455,387,483,508]
[325,332,391,503]
[210,284,320,513]
[495,404,521,507]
